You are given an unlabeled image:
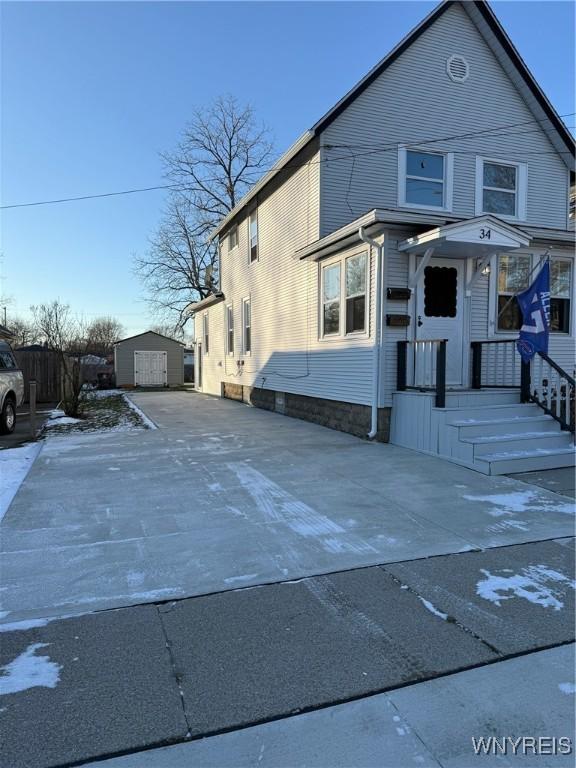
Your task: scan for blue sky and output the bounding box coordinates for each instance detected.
[1,1,574,336]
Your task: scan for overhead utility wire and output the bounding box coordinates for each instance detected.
[2,113,574,211]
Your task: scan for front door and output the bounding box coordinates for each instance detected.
[416,257,464,386]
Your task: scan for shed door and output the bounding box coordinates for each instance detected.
[134,351,167,386]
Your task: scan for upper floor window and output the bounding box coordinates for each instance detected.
[242,298,251,354]
[228,225,238,250]
[249,211,258,263]
[226,305,234,355]
[203,314,209,354]
[476,157,527,220]
[321,251,369,338]
[398,148,453,211]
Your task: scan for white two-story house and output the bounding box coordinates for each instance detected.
[191,0,575,475]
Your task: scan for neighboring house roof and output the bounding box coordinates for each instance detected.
[186,292,226,316]
[114,331,184,346]
[15,343,50,352]
[0,323,15,340]
[212,0,575,240]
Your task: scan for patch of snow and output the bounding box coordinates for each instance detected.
[108,467,121,471]
[224,574,258,585]
[418,597,448,620]
[476,565,576,610]
[0,443,42,523]
[208,482,224,492]
[463,490,574,517]
[0,643,61,695]
[558,683,575,695]
[122,396,158,430]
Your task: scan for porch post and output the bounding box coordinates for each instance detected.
[520,359,531,403]
[471,342,482,389]
[435,340,447,408]
[397,341,408,391]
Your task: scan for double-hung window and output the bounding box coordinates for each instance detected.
[399,148,452,210]
[249,211,258,263]
[476,157,527,219]
[321,252,368,338]
[322,263,341,336]
[203,314,209,354]
[345,253,367,333]
[496,254,572,334]
[228,225,238,250]
[226,305,234,355]
[550,259,572,333]
[242,298,251,354]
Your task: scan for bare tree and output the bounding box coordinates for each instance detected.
[85,316,124,357]
[31,301,89,417]
[135,95,273,329]
[6,316,41,348]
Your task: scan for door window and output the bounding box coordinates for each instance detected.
[423,266,458,318]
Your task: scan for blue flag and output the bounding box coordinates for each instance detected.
[516,260,550,363]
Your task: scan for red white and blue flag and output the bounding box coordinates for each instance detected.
[516,260,550,363]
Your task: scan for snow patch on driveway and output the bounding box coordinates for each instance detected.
[0,443,42,523]
[476,565,576,610]
[418,597,448,620]
[123,396,158,430]
[463,490,574,517]
[0,643,61,695]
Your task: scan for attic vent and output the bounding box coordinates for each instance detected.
[446,54,469,83]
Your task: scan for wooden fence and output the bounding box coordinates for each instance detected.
[14,349,63,403]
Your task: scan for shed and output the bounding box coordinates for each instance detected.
[114,331,184,388]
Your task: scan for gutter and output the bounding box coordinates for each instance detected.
[358,227,384,440]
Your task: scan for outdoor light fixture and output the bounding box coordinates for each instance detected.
[481,264,491,276]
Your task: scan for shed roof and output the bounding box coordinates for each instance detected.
[114,331,184,347]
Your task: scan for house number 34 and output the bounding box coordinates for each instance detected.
[479,228,491,240]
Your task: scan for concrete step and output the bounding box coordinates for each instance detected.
[462,431,573,457]
[438,403,540,421]
[475,446,576,475]
[450,414,559,438]
[444,390,521,407]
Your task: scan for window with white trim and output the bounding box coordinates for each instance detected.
[496,254,572,334]
[203,314,209,354]
[345,253,367,333]
[249,211,258,263]
[228,225,238,250]
[226,305,234,355]
[399,148,453,210]
[322,262,340,336]
[242,298,251,354]
[476,157,527,220]
[321,251,369,338]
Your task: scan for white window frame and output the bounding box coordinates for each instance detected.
[249,210,259,263]
[398,146,454,212]
[242,297,251,355]
[488,251,574,337]
[203,313,209,355]
[319,250,370,340]
[228,225,238,251]
[475,156,527,221]
[226,304,234,356]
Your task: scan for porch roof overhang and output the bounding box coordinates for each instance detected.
[398,215,532,257]
[185,291,225,317]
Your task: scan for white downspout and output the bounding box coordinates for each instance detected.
[359,227,384,439]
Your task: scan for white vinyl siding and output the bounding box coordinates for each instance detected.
[320,2,568,234]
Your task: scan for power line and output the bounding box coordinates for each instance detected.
[1,113,574,211]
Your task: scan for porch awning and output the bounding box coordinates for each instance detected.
[398,214,531,257]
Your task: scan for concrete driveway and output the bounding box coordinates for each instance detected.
[1,391,574,627]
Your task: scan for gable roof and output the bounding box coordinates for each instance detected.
[114,330,184,347]
[212,0,574,239]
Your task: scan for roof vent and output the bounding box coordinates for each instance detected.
[446,54,469,83]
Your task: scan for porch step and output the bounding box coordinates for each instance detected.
[461,431,573,457]
[450,414,559,437]
[439,403,540,421]
[475,446,576,476]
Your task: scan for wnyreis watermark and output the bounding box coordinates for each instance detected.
[472,736,573,756]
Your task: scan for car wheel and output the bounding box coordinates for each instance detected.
[0,398,16,435]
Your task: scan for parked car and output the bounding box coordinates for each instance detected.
[0,340,25,434]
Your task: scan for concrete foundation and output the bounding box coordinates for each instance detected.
[222,383,391,442]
